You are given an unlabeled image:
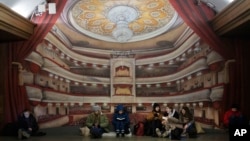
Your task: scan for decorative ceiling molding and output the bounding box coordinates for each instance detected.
[69,0,178,42]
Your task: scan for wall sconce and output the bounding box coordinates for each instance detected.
[56,103,60,107]
[167,82,171,86]
[49,73,54,77]
[194,42,201,53]
[180,103,184,107]
[63,103,68,107]
[35,3,56,16]
[70,103,75,107]
[138,103,143,107]
[192,103,197,107]
[103,103,108,107]
[163,103,168,107]
[174,103,179,107]
[198,102,203,108]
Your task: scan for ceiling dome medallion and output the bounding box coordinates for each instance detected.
[70,0,177,43]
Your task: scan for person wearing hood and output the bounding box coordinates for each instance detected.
[86,105,109,138]
[112,104,130,137]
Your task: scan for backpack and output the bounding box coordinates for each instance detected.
[133,122,144,136]
[90,127,102,138]
[186,123,197,138]
[170,127,183,140]
[2,122,18,136]
[143,120,152,136]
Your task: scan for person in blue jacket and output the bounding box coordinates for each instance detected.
[112,104,130,137]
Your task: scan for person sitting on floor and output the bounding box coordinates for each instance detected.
[86,105,109,138]
[156,106,180,138]
[179,106,197,138]
[112,104,130,137]
[17,109,46,139]
[162,106,196,140]
[145,103,163,137]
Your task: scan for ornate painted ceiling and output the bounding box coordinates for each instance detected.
[57,0,185,53]
[69,0,177,42]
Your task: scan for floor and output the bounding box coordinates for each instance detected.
[0,126,229,141]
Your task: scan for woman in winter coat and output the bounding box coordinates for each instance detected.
[86,105,109,138]
[145,103,163,137]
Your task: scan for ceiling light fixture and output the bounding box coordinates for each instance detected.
[34,2,56,16]
[107,5,138,42]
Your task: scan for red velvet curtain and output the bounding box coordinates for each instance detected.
[4,61,30,124]
[169,0,233,59]
[169,0,250,121]
[4,0,67,124]
[222,39,250,120]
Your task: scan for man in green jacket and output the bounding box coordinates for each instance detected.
[86,105,109,138]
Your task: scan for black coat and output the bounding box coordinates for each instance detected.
[18,114,39,134]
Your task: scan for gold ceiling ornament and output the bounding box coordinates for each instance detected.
[70,0,177,42]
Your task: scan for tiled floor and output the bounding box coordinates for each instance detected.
[0,126,229,141]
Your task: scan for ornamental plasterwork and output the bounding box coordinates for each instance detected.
[70,0,176,42]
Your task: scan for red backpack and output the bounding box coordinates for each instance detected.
[134,122,144,136]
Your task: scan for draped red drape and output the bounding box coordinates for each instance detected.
[4,0,67,124]
[169,0,250,121]
[169,0,233,59]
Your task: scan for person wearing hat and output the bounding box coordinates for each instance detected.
[112,104,130,137]
[145,103,163,137]
[86,105,109,138]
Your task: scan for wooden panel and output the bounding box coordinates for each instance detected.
[0,3,36,42]
[211,0,250,37]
